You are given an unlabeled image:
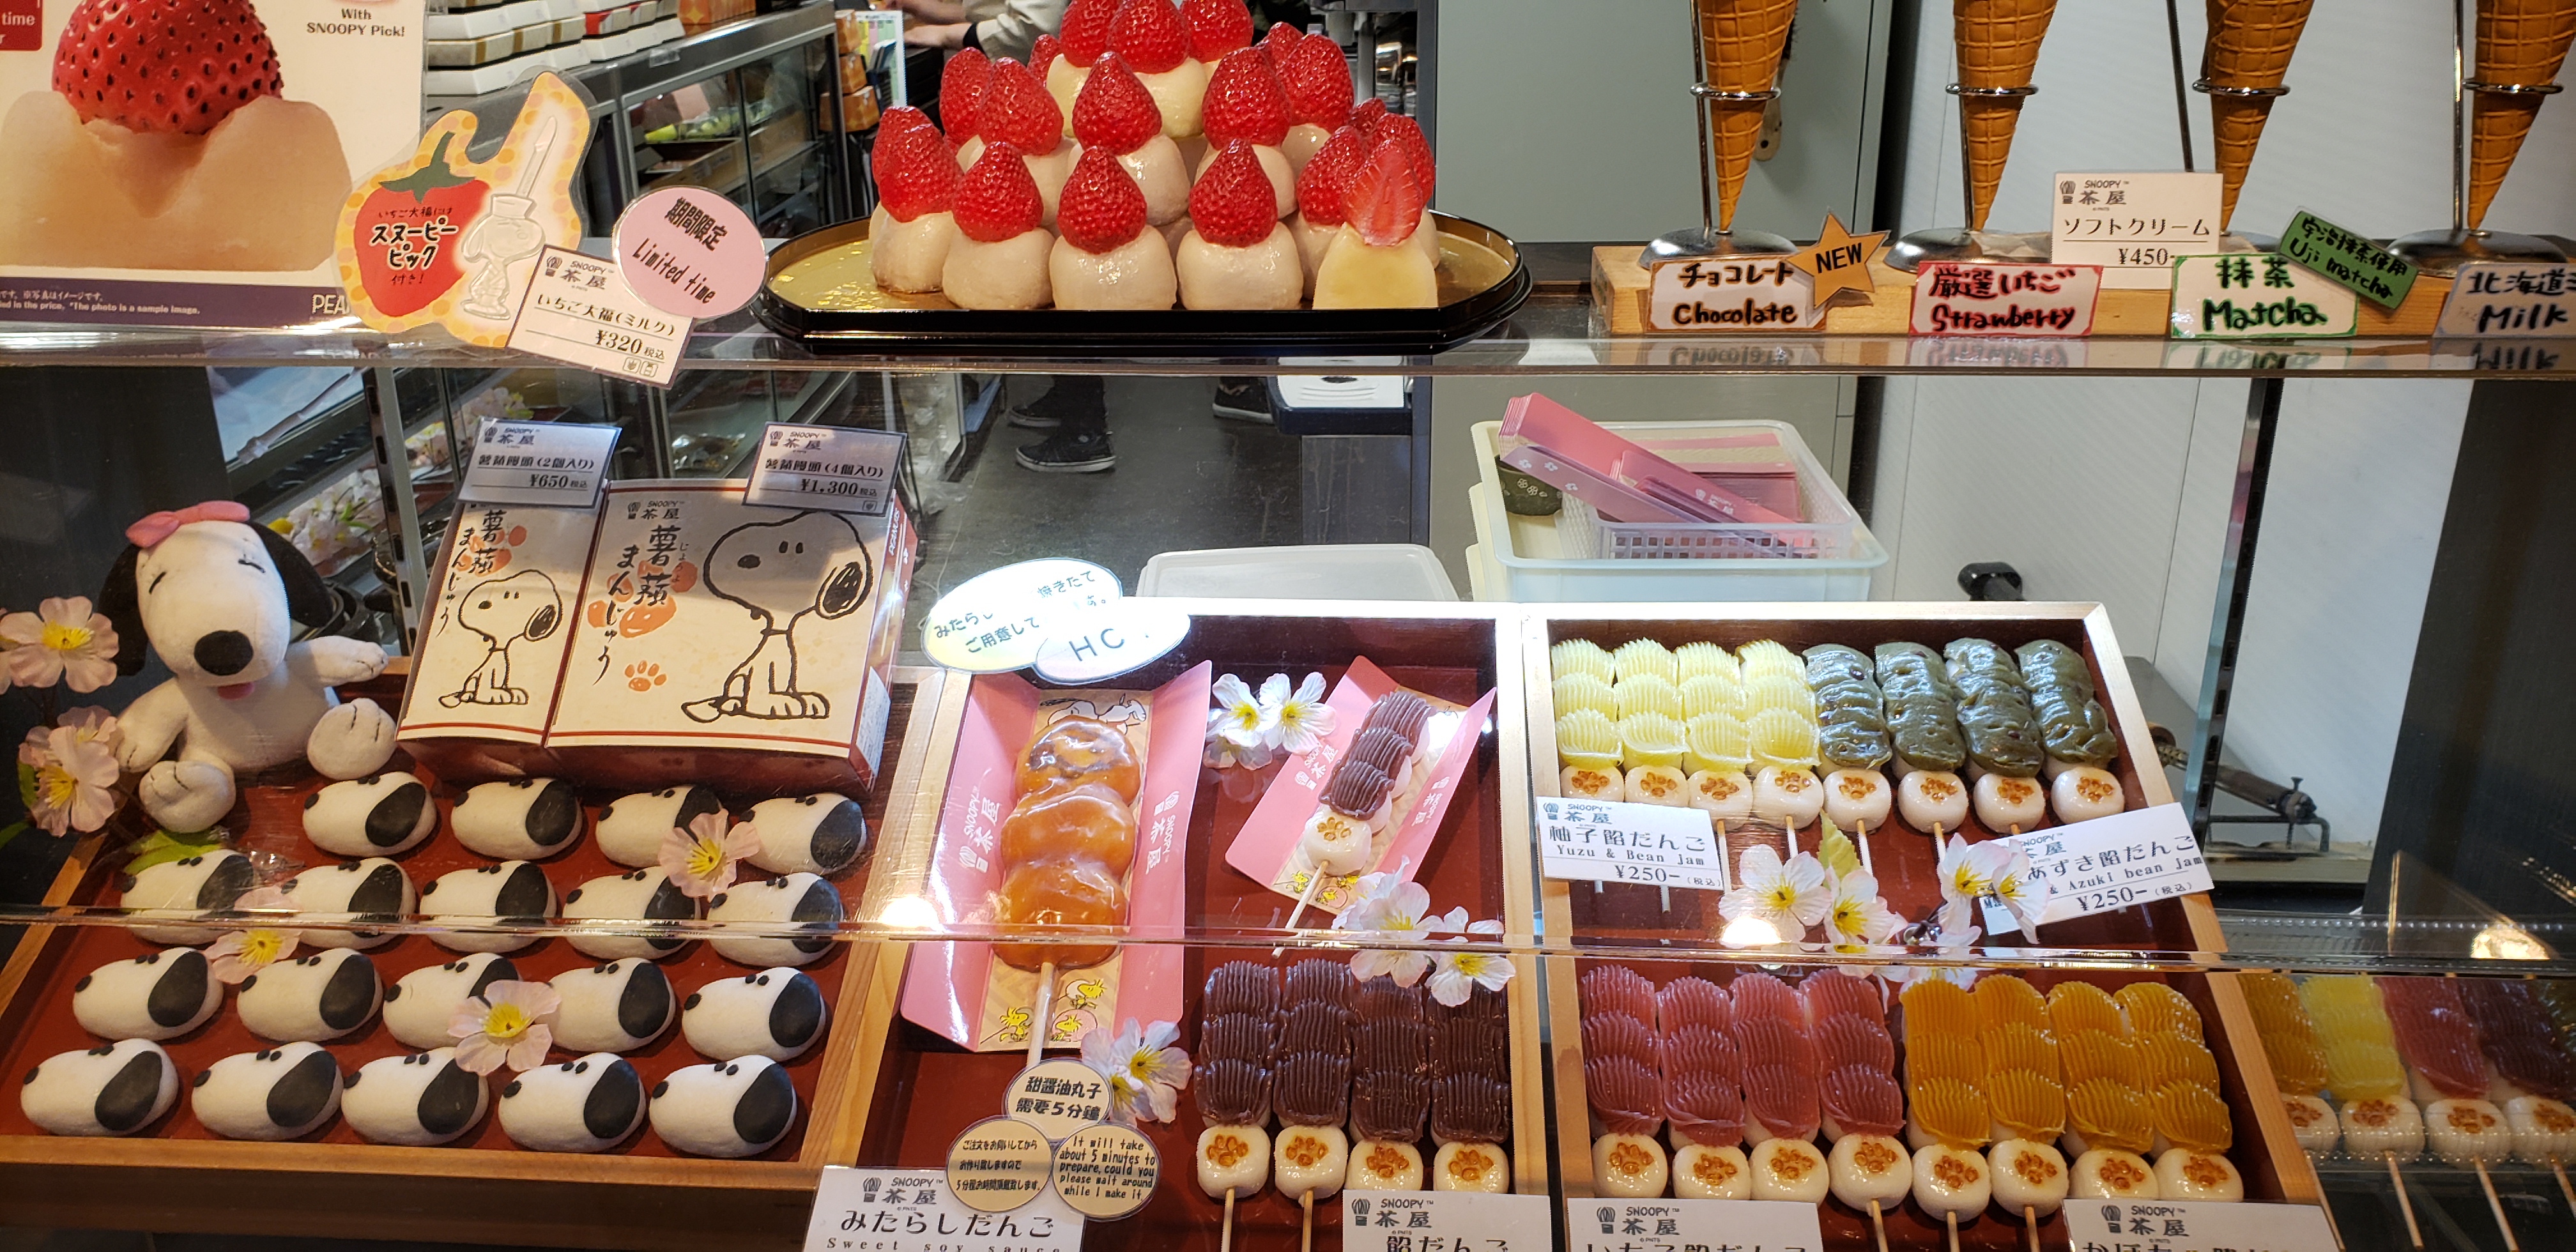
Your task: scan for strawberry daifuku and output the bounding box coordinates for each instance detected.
[941,47,991,159]
[1195,47,1293,217]
[1050,146,1176,309]
[1182,0,1252,64]
[943,141,1054,310]
[1177,139,1300,310]
[870,113,963,293]
[1289,122,1368,290]
[1074,52,1188,227]
[1276,31,1354,171]
[1367,112,1440,264]
[1312,139,1436,309]
[980,57,1077,225]
[1048,0,1117,123]
[1110,0,1206,141]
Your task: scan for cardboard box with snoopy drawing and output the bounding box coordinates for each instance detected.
[540,479,915,797]
[397,500,599,781]
[0,0,424,327]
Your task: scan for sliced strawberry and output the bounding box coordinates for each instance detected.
[1277,31,1353,128]
[1189,141,1279,248]
[1260,20,1303,57]
[1056,146,1149,254]
[1108,0,1188,74]
[1371,111,1435,197]
[1061,0,1117,66]
[875,118,962,222]
[53,0,283,135]
[1343,139,1425,248]
[940,47,992,143]
[1351,96,1387,137]
[1031,34,1063,78]
[981,57,1064,154]
[1200,46,1289,147]
[953,141,1046,242]
[880,105,935,137]
[1294,123,1369,226]
[1072,51,1163,155]
[1182,0,1251,61]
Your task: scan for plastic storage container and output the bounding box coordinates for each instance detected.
[1467,418,1885,602]
[1138,543,1460,600]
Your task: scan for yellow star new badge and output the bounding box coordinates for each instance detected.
[1788,213,1888,303]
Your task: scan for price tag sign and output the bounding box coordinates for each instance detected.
[1343,1192,1552,1252]
[506,245,689,387]
[1535,796,1724,892]
[1001,1060,1112,1142]
[613,186,765,317]
[1910,262,2102,336]
[457,419,619,508]
[2280,209,2418,309]
[1566,1198,1821,1252]
[2050,171,2223,289]
[804,1166,1081,1252]
[923,558,1121,673]
[945,1117,1054,1213]
[745,423,907,515]
[2435,262,2576,338]
[1052,1124,1159,1221]
[1981,802,2211,935]
[2168,252,2359,339]
[2074,1199,2338,1252]
[1644,256,1823,332]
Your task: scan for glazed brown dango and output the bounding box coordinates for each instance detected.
[997,782,1139,876]
[1017,716,1142,803]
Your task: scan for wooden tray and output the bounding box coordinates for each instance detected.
[0,666,952,1252]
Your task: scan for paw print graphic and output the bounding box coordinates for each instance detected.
[624,661,666,692]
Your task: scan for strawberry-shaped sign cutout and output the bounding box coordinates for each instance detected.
[349,133,488,318]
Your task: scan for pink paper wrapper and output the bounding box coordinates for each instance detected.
[899,662,1212,1051]
[1222,656,1496,917]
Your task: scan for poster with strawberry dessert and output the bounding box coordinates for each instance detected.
[0,0,422,327]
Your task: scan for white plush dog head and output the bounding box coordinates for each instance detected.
[101,503,335,687]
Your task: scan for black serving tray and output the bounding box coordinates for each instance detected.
[755,210,1531,355]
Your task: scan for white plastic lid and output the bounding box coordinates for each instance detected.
[1138,544,1459,601]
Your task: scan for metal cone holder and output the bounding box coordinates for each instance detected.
[1887,82,2039,271]
[2192,77,2288,250]
[2391,0,2568,274]
[1648,3,1796,259]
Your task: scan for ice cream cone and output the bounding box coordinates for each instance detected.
[1954,0,2058,231]
[2468,0,2576,229]
[1699,0,1800,233]
[2202,0,2314,229]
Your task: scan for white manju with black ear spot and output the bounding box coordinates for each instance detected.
[499,1053,648,1152]
[422,861,556,954]
[303,772,438,857]
[341,1048,488,1147]
[707,873,842,968]
[71,948,222,1041]
[551,959,676,1053]
[452,778,586,861]
[383,954,519,1051]
[682,967,827,1062]
[650,1055,798,1157]
[562,868,697,961]
[192,1042,341,1140]
[595,786,727,869]
[238,948,381,1042]
[20,1039,180,1137]
[743,793,869,876]
[279,857,414,949]
[119,851,257,945]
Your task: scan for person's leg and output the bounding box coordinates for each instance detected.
[1211,376,1272,423]
[1014,376,1115,472]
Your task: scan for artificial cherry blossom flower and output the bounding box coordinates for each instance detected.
[1937,834,1999,904]
[19,722,119,835]
[660,810,762,900]
[1337,872,1453,986]
[51,706,119,749]
[450,979,560,1074]
[1204,673,1277,768]
[1,597,119,692]
[1984,844,2051,935]
[1716,844,1830,948]
[1259,672,1337,754]
[1080,1018,1190,1124]
[204,889,301,983]
[1428,919,1517,1007]
[1819,869,1903,949]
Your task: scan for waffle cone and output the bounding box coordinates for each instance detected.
[2203,0,2314,227]
[2468,0,2576,227]
[1955,0,2058,229]
[1699,0,1801,233]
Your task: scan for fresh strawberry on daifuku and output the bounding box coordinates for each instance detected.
[1051,146,1176,309]
[870,117,963,293]
[1110,0,1204,140]
[943,140,1055,309]
[1073,52,1188,226]
[1197,47,1293,217]
[1177,139,1300,310]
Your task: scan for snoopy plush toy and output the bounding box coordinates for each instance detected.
[100,502,401,833]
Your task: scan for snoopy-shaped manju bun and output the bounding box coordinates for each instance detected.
[682,967,827,1062]
[421,861,555,954]
[551,959,676,1053]
[650,1055,797,1157]
[303,772,438,857]
[452,778,586,860]
[342,1048,487,1147]
[499,1053,647,1152]
[278,857,414,949]
[71,948,222,1041]
[20,1039,179,1136]
[383,954,519,1051]
[595,786,726,868]
[561,867,696,961]
[237,948,381,1042]
[192,1042,341,1140]
[118,851,257,945]
[706,874,842,968]
[742,793,869,876]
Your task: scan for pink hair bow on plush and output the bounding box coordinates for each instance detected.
[126,500,253,549]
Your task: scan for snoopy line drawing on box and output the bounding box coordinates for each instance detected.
[439,570,563,707]
[681,512,873,723]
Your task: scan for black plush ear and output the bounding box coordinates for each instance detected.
[259,526,336,627]
[96,546,151,677]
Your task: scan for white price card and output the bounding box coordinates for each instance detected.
[1645,257,1823,332]
[1536,797,1724,890]
[2168,252,2359,339]
[1343,1191,1552,1252]
[923,558,1121,673]
[744,423,907,514]
[457,420,620,508]
[2050,172,2223,289]
[1002,1059,1112,1142]
[2436,262,2576,338]
[804,1166,1082,1252]
[1910,262,2102,336]
[1567,1198,1821,1252]
[505,245,689,387]
[1981,802,2211,936]
[2069,1198,2337,1252]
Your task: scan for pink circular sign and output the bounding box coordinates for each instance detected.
[612,187,765,317]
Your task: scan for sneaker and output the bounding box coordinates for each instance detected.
[1015,430,1116,473]
[1007,377,1106,429]
[1211,378,1273,423]
[1007,406,1061,430]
